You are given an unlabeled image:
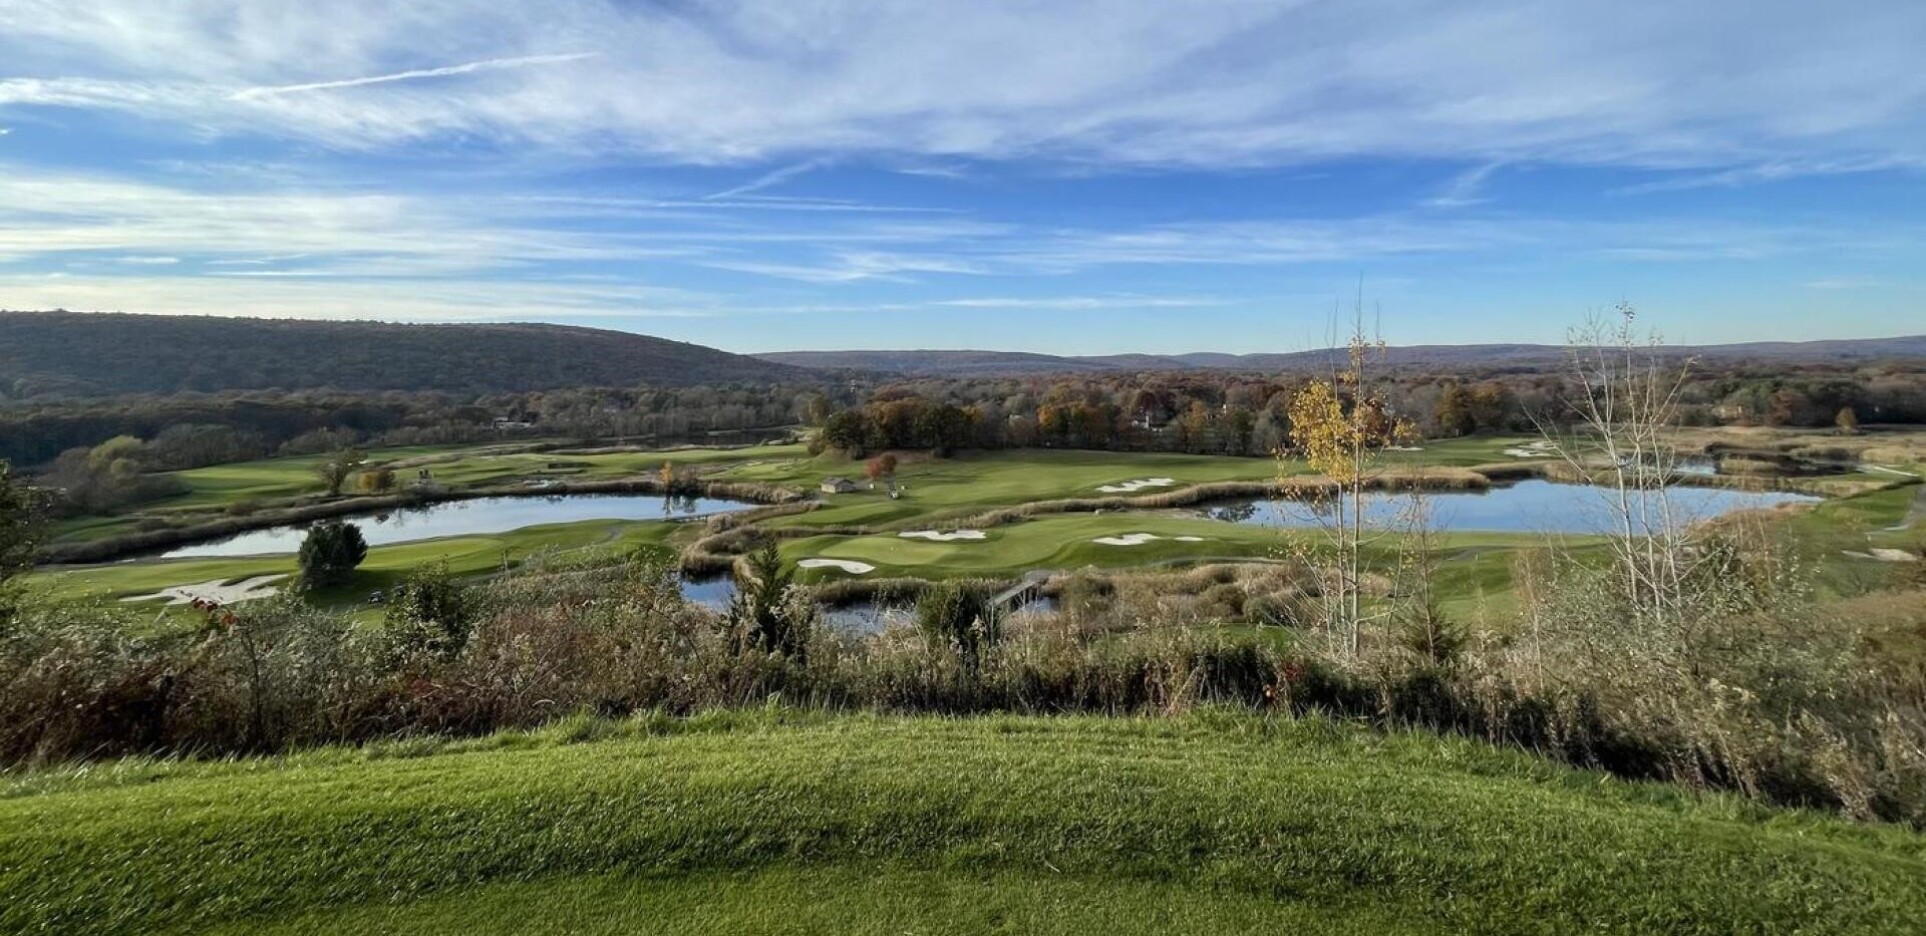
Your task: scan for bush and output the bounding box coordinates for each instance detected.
[382,563,477,661]
[297,521,367,588]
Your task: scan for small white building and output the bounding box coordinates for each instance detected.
[821,476,857,494]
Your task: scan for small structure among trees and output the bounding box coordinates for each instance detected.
[864,453,900,496]
[820,476,857,494]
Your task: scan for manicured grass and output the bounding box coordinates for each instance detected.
[2,712,1920,935]
[38,436,1911,620]
[203,865,1435,936]
[31,517,688,609]
[731,447,1307,529]
[68,442,814,539]
[779,511,1554,583]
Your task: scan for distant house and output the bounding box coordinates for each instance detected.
[821,476,857,494]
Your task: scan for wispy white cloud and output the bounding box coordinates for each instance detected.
[1804,276,1888,291]
[0,272,718,321]
[3,1,1922,169]
[1613,157,1921,195]
[933,295,1223,310]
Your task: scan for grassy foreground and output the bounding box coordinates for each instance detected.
[3,712,1921,935]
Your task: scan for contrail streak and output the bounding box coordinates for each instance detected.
[231,52,598,100]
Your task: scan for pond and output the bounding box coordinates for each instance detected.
[679,576,1058,637]
[159,494,760,558]
[1199,480,1818,535]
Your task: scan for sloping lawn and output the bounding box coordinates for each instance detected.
[3,712,1921,935]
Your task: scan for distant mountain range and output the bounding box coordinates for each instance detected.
[0,311,804,398]
[5,310,1919,399]
[758,336,1926,377]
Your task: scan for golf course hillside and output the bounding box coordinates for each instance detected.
[5,713,1923,935]
[0,311,809,397]
[31,432,1916,616]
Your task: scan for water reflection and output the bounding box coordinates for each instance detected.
[677,578,1061,638]
[161,493,757,558]
[1203,480,1816,535]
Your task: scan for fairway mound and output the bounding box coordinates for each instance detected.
[1093,533,1207,546]
[798,558,875,574]
[120,574,287,606]
[898,530,987,542]
[1096,477,1177,493]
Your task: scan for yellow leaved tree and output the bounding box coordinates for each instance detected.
[1285,317,1412,656]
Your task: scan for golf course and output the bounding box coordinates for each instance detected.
[27,431,1921,622]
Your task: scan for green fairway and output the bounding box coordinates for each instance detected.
[34,434,1913,619]
[727,446,1309,528]
[54,441,813,540]
[3,712,1920,935]
[33,517,688,608]
[779,511,1554,582]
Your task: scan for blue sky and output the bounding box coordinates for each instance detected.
[1,1,1922,354]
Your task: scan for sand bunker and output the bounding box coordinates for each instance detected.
[899,530,988,542]
[798,558,875,574]
[121,574,287,607]
[1096,477,1178,494]
[1386,445,1425,452]
[1093,533,1207,546]
[1843,548,1919,563]
[1502,440,1559,459]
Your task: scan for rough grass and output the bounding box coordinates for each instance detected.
[3,711,1922,936]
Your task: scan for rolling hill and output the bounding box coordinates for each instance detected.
[0,311,807,397]
[760,335,1926,377]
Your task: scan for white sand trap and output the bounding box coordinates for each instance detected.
[1502,440,1559,459]
[121,574,287,606]
[1094,533,1160,546]
[1386,445,1425,452]
[1869,548,1920,563]
[1865,465,1921,478]
[1097,477,1178,494]
[899,530,987,542]
[798,558,875,574]
[1093,532,1206,546]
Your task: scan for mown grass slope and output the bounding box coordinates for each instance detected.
[3,712,1921,935]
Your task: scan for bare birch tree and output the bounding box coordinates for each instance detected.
[1536,302,1705,630]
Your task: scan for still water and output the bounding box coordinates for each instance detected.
[160,494,758,558]
[1200,480,1816,535]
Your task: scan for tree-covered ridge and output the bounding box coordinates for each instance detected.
[0,311,806,398]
